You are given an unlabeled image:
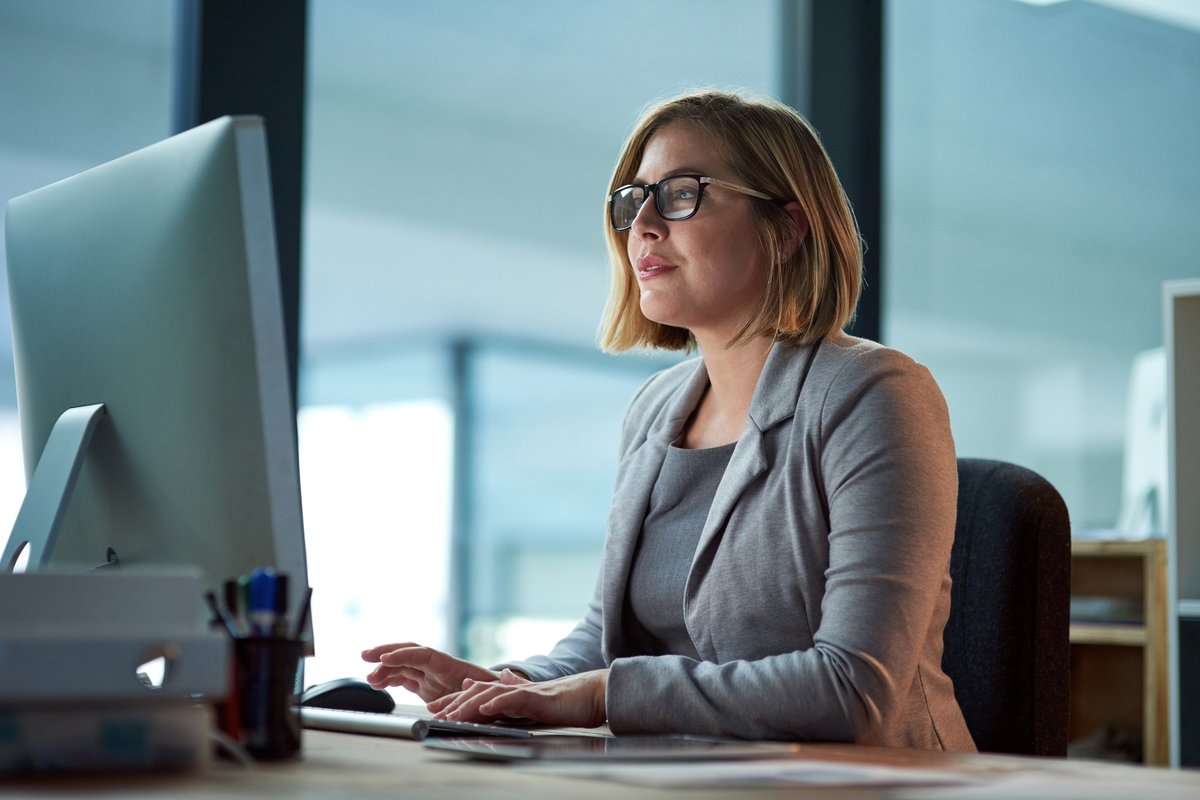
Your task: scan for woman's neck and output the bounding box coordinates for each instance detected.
[679,335,773,449]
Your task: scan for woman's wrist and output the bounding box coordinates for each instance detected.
[594,668,609,723]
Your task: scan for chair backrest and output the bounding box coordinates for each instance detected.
[942,458,1071,756]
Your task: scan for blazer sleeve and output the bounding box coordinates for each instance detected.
[604,347,958,742]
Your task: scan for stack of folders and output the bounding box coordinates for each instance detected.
[0,569,229,774]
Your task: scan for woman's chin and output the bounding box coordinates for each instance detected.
[638,299,682,329]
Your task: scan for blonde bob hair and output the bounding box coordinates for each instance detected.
[599,90,862,352]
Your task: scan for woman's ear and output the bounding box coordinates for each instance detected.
[782,201,809,259]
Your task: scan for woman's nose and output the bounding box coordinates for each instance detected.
[629,192,667,239]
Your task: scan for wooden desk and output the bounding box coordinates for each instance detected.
[6,730,1199,799]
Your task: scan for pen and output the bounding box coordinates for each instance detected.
[223,579,241,635]
[294,586,313,640]
[204,590,240,639]
[248,567,278,636]
[237,575,251,633]
[272,573,290,635]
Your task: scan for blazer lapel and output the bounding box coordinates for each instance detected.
[601,358,710,658]
[685,340,820,660]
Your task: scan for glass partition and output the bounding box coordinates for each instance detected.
[885,0,1200,534]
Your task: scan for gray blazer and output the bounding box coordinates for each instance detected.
[506,334,976,750]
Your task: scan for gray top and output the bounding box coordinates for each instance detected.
[624,441,736,659]
[503,335,975,751]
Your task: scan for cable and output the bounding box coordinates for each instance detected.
[209,728,255,767]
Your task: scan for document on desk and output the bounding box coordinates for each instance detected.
[523,759,990,789]
[527,757,1200,797]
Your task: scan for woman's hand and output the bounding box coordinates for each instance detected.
[430,668,608,729]
[361,642,500,702]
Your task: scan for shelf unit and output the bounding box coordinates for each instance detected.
[1069,538,1168,764]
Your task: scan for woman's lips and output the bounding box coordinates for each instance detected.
[636,255,677,280]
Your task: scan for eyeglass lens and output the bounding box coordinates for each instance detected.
[610,176,703,231]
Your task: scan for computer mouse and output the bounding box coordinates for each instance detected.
[300,677,397,714]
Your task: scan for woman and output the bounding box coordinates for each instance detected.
[363,90,975,750]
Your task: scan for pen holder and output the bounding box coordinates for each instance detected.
[230,636,304,760]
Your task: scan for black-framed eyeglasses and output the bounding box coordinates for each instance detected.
[608,174,775,232]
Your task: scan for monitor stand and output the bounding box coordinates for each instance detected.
[1,404,108,572]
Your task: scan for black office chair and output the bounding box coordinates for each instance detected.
[942,458,1071,756]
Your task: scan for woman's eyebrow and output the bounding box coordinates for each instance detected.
[631,166,707,184]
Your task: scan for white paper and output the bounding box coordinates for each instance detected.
[524,758,991,788]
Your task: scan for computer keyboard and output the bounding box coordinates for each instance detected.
[299,707,534,741]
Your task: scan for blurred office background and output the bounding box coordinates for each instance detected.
[0,0,1198,688]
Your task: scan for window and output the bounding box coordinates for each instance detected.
[885,0,1200,533]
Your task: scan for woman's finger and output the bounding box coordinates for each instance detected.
[361,642,421,662]
[433,682,512,720]
[378,646,439,668]
[499,668,530,686]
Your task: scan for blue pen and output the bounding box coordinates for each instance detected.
[248,567,278,636]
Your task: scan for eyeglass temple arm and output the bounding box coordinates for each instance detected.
[701,177,774,200]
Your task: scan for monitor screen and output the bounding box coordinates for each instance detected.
[2,116,309,626]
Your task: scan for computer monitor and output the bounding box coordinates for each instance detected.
[1,116,309,626]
